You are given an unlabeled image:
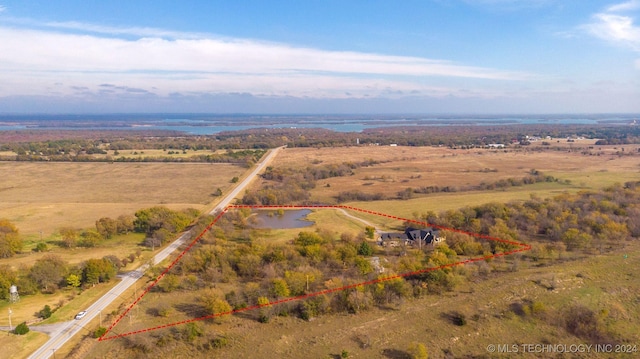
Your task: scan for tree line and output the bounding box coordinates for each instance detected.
[0,206,200,301]
[2,124,638,160]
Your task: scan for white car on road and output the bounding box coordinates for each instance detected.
[74,311,87,320]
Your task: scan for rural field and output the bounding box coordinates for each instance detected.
[0,159,250,357]
[263,143,640,204]
[0,162,247,240]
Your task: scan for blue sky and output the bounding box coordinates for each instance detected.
[0,0,639,114]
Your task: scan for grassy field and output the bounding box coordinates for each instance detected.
[0,148,233,160]
[346,182,576,223]
[260,144,640,205]
[0,331,49,359]
[7,232,148,270]
[0,162,247,238]
[0,279,123,326]
[0,159,249,353]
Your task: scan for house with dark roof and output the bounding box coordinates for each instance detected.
[378,227,444,248]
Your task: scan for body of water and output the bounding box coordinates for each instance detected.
[0,114,637,135]
[252,209,314,229]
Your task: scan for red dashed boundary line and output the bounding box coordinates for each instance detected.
[99,205,530,341]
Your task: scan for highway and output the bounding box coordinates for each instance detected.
[27,146,282,359]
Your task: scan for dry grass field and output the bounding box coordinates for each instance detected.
[265,144,640,204]
[0,331,49,359]
[0,162,247,239]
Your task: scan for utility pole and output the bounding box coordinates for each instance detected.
[99,310,102,327]
[8,308,12,331]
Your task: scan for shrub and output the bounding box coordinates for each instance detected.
[14,322,29,335]
[38,305,52,319]
[94,326,107,338]
[357,241,373,256]
[563,304,605,341]
[34,242,48,252]
[211,336,229,348]
[407,342,429,359]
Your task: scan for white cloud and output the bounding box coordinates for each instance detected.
[606,0,640,12]
[0,24,530,99]
[585,13,640,50]
[0,5,6,13]
[42,20,210,40]
[583,2,640,57]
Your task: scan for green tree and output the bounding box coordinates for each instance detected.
[95,217,118,239]
[294,231,323,246]
[562,228,592,251]
[285,269,320,295]
[0,219,22,258]
[271,278,291,298]
[59,227,78,248]
[14,322,29,335]
[199,289,233,323]
[79,229,102,247]
[66,274,81,288]
[365,226,375,239]
[0,265,17,300]
[29,255,68,293]
[157,274,180,292]
[82,258,116,285]
[38,305,52,319]
[116,215,135,234]
[357,241,373,256]
[134,206,195,235]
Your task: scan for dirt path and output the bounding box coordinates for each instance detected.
[338,208,378,230]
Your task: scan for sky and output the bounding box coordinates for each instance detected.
[0,0,639,114]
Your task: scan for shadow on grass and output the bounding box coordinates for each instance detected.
[440,311,467,326]
[381,348,411,359]
[173,302,208,319]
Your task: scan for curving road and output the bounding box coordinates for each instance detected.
[27,146,283,359]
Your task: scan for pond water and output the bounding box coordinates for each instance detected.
[252,209,314,229]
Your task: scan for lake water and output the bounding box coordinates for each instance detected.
[252,209,314,229]
[1,114,636,135]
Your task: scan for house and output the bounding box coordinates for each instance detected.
[378,227,445,248]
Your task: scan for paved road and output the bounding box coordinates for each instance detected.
[27,147,282,359]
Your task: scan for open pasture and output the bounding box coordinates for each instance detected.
[0,162,247,238]
[269,145,640,203]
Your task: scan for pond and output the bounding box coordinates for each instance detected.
[252,209,314,229]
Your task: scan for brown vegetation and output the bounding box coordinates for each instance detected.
[85,182,640,357]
